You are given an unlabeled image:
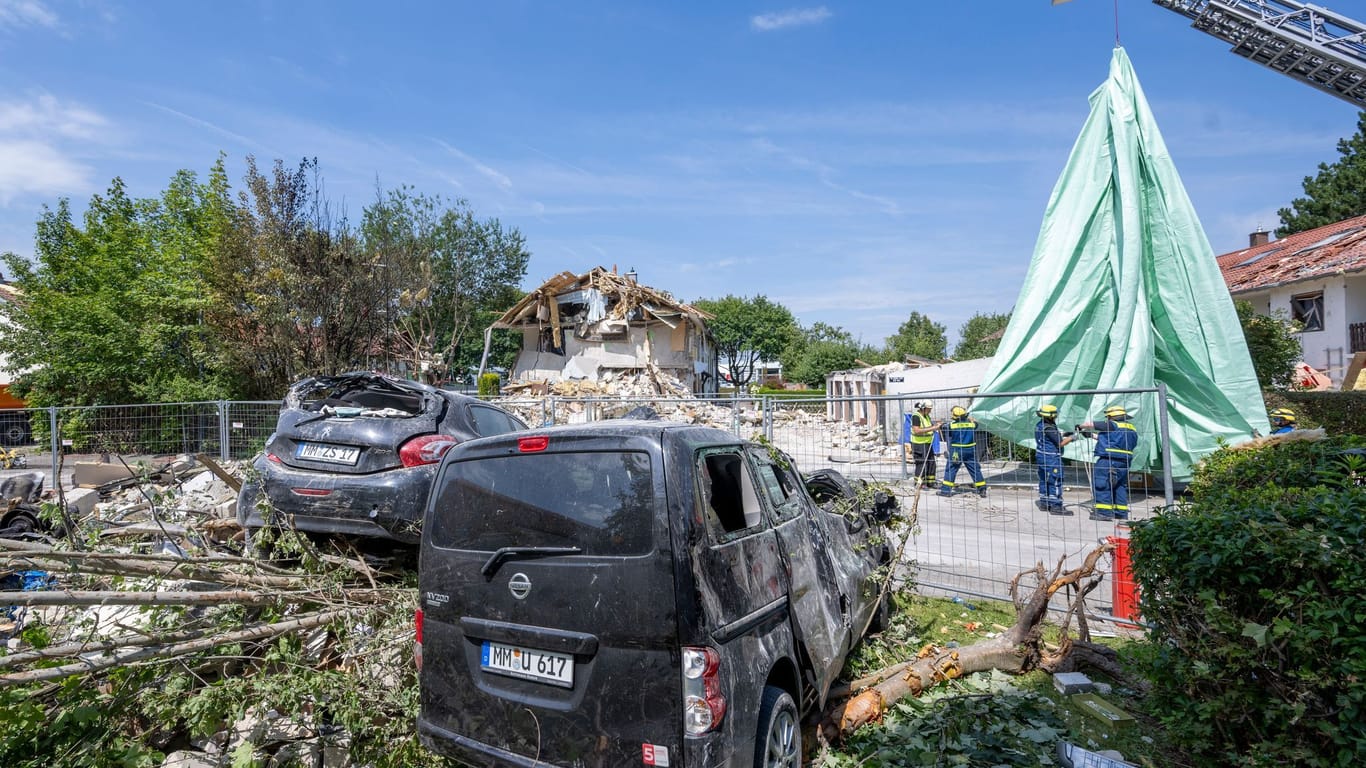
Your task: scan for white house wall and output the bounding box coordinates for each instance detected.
[1268,276,1350,383]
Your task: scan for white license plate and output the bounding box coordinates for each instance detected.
[295,442,361,465]
[481,641,574,688]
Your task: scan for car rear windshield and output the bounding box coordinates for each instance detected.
[429,451,654,556]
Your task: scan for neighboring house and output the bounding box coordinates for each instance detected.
[719,359,783,388]
[1217,216,1366,386]
[488,267,719,394]
[0,282,25,409]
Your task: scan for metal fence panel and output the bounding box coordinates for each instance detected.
[0,390,1170,623]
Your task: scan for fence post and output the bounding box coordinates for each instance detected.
[1157,382,1175,506]
[897,399,907,480]
[732,394,741,436]
[49,406,59,487]
[544,396,555,427]
[219,400,231,463]
[763,396,774,442]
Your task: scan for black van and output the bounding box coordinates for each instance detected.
[416,421,894,768]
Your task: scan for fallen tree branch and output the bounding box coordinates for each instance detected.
[0,624,213,669]
[0,608,355,687]
[0,586,396,607]
[824,544,1116,739]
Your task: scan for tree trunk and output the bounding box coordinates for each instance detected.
[825,545,1114,739]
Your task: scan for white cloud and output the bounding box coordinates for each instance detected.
[0,139,90,204]
[0,0,58,31]
[0,93,106,203]
[435,139,514,191]
[751,6,831,32]
[0,93,105,139]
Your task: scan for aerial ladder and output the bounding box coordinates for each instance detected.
[1153,0,1366,109]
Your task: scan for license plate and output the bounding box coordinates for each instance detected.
[295,442,361,465]
[481,641,574,688]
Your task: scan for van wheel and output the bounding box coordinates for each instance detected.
[755,686,800,768]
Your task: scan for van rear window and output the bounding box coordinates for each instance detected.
[429,451,654,555]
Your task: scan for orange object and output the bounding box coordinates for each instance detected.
[1108,523,1140,625]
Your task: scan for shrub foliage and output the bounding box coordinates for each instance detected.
[1130,435,1366,767]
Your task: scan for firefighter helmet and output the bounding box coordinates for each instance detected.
[1104,405,1127,419]
[1037,404,1058,419]
[951,406,967,418]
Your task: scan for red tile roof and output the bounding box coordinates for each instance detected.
[1218,214,1366,294]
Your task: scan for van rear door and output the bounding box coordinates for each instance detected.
[418,434,682,767]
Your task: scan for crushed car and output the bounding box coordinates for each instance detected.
[238,372,528,545]
[416,420,897,768]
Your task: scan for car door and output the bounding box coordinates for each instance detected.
[749,449,849,703]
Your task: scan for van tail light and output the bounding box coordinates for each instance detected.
[414,608,424,671]
[399,434,460,467]
[681,647,725,735]
[266,452,283,463]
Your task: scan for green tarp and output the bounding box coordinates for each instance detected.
[973,47,1268,481]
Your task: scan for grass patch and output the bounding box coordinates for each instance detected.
[824,593,1187,767]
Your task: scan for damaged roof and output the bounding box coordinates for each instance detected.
[492,266,712,330]
[1218,214,1366,294]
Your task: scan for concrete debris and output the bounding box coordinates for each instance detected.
[495,373,898,465]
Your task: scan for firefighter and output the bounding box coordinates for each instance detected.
[1076,405,1138,521]
[1034,404,1077,514]
[937,405,986,498]
[903,401,941,487]
[1269,407,1297,434]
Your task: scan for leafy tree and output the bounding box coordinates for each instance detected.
[1234,300,1301,389]
[781,322,871,387]
[360,187,529,383]
[202,156,388,398]
[952,312,1011,360]
[1277,112,1366,236]
[693,295,797,389]
[884,311,946,362]
[0,172,231,406]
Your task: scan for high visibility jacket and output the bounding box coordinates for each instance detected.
[1094,418,1138,462]
[910,412,934,445]
[1036,421,1063,457]
[946,419,977,449]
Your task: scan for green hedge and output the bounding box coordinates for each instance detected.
[755,387,825,398]
[1130,435,1366,767]
[477,373,501,398]
[1263,390,1366,435]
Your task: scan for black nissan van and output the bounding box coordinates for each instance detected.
[416,421,893,768]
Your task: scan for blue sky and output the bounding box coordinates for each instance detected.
[0,1,1360,349]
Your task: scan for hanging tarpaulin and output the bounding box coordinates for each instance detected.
[972,46,1268,481]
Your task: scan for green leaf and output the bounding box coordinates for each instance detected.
[1241,620,1270,647]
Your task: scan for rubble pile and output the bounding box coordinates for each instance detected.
[495,374,898,465]
[0,454,413,768]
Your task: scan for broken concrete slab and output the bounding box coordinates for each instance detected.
[73,461,140,488]
[63,487,99,518]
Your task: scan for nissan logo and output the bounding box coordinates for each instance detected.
[508,572,532,600]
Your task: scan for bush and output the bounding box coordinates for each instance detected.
[477,373,501,398]
[755,387,825,398]
[1130,435,1366,767]
[1263,390,1366,436]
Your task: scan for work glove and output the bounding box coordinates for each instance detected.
[1073,424,1084,432]
[1062,431,1075,438]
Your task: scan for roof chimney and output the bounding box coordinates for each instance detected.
[1249,228,1271,248]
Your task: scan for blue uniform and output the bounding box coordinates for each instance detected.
[1091,418,1138,518]
[1035,420,1065,509]
[939,417,985,495]
[1272,425,1293,435]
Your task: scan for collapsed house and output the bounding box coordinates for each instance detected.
[485,267,719,395]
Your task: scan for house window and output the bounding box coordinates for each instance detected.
[1291,292,1324,333]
